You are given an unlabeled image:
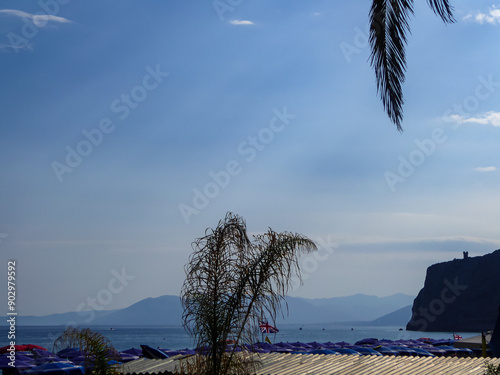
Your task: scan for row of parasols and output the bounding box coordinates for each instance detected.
[0,337,479,373]
[0,344,143,374]
[134,338,478,359]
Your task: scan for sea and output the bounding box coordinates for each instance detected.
[1,324,472,352]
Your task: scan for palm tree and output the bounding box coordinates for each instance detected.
[369,0,455,131]
[180,212,317,375]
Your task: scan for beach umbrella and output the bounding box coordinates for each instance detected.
[117,353,139,362]
[373,346,399,356]
[273,342,288,348]
[139,345,169,359]
[307,341,324,348]
[322,341,338,348]
[389,346,419,356]
[121,348,143,357]
[255,342,274,350]
[410,348,435,357]
[0,345,29,354]
[67,356,88,365]
[0,358,35,370]
[58,350,85,360]
[24,362,84,375]
[351,346,383,356]
[332,348,362,355]
[335,341,351,347]
[0,354,35,363]
[24,345,47,351]
[32,350,60,361]
[55,349,80,358]
[355,338,378,346]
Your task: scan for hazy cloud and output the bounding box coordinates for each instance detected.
[474,166,496,172]
[229,20,254,26]
[0,9,71,27]
[444,111,500,127]
[343,235,500,254]
[464,6,500,24]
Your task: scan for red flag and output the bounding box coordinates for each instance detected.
[453,334,462,340]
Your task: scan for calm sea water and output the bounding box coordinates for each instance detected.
[1,324,470,352]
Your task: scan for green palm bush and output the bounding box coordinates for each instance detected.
[180,212,317,375]
[53,327,120,375]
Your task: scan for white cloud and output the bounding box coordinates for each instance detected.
[464,6,500,24]
[229,20,254,26]
[474,166,497,172]
[0,9,71,27]
[443,111,500,127]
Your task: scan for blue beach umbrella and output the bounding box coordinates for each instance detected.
[290,341,312,349]
[332,348,362,355]
[351,346,383,356]
[355,338,378,346]
[32,350,57,358]
[410,347,435,357]
[322,342,339,348]
[307,341,324,348]
[373,346,399,356]
[55,349,82,359]
[335,341,351,347]
[139,345,169,359]
[118,352,140,362]
[0,356,36,369]
[24,362,84,375]
[121,348,143,357]
[0,354,34,363]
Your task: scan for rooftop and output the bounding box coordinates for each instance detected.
[119,353,500,375]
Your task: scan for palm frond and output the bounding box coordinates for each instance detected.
[369,0,455,130]
[426,0,455,23]
[369,0,414,131]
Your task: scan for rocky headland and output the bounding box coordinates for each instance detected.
[407,249,500,332]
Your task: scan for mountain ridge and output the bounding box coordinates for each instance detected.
[5,293,414,327]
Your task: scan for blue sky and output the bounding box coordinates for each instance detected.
[1,1,500,317]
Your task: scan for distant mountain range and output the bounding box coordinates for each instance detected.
[5,294,414,327]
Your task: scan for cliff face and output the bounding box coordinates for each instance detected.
[406,249,500,332]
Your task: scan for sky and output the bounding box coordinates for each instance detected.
[1,0,500,318]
